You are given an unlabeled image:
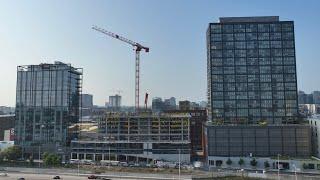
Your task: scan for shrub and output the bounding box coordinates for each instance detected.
[238,158,244,166]
[264,161,270,168]
[226,158,232,166]
[250,158,258,167]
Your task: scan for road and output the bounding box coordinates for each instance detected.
[0,172,160,180]
[0,167,192,180]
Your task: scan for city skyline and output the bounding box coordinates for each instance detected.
[0,0,320,106]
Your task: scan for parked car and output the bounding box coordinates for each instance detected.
[88,175,98,179]
[53,175,61,179]
[17,178,25,180]
[0,173,7,177]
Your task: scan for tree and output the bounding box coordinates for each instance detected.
[302,163,308,169]
[264,161,270,169]
[250,158,258,167]
[29,156,35,166]
[43,153,61,167]
[226,158,232,166]
[238,158,244,167]
[1,146,22,161]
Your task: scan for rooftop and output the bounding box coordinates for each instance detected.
[219,16,279,23]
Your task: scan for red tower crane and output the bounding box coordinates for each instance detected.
[92,25,149,112]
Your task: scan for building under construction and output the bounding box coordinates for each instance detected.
[70,112,191,163]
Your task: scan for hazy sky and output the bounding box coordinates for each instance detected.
[0,0,319,106]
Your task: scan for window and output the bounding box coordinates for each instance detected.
[236,66,247,74]
[259,58,270,65]
[223,24,233,33]
[282,32,294,40]
[247,41,258,49]
[282,23,293,32]
[248,66,259,74]
[246,24,257,32]
[260,66,271,74]
[247,58,259,65]
[270,41,282,48]
[224,67,234,74]
[224,58,234,66]
[247,49,258,57]
[212,34,222,41]
[224,75,235,82]
[271,49,282,57]
[212,50,222,57]
[211,24,221,33]
[283,41,294,48]
[258,33,269,40]
[234,24,246,33]
[259,41,270,48]
[212,58,223,66]
[271,57,283,65]
[223,50,234,58]
[235,50,246,57]
[235,58,246,65]
[283,49,295,57]
[258,24,269,32]
[259,49,270,57]
[270,32,281,40]
[246,33,257,40]
[270,24,281,32]
[284,66,296,73]
[235,41,246,49]
[223,34,234,41]
[234,33,245,41]
[223,41,234,49]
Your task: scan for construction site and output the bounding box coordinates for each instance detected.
[71,112,191,163]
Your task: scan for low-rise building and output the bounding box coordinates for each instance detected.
[71,112,191,163]
[0,114,15,141]
[205,123,312,168]
[309,115,320,158]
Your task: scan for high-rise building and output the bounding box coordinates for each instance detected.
[15,61,82,157]
[207,16,298,125]
[108,94,121,110]
[205,17,311,162]
[81,94,93,108]
[313,91,320,104]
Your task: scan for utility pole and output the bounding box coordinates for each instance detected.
[277,154,280,180]
[178,149,181,180]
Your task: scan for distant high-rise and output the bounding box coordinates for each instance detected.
[81,94,93,108]
[207,16,298,124]
[15,61,82,156]
[109,94,121,109]
[313,91,320,104]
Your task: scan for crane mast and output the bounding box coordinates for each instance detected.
[92,26,149,112]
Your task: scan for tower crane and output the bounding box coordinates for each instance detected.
[92,25,149,112]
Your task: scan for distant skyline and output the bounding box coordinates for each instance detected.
[0,0,319,106]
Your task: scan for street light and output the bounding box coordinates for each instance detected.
[277,154,280,180]
[39,124,45,169]
[292,164,297,180]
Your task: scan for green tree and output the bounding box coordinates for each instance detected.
[238,158,244,167]
[29,156,35,166]
[226,158,232,166]
[1,146,22,161]
[250,158,258,167]
[43,153,61,167]
[264,161,270,169]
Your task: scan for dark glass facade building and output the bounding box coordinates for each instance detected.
[15,62,82,154]
[207,16,298,125]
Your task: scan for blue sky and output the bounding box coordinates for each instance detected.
[0,0,319,106]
